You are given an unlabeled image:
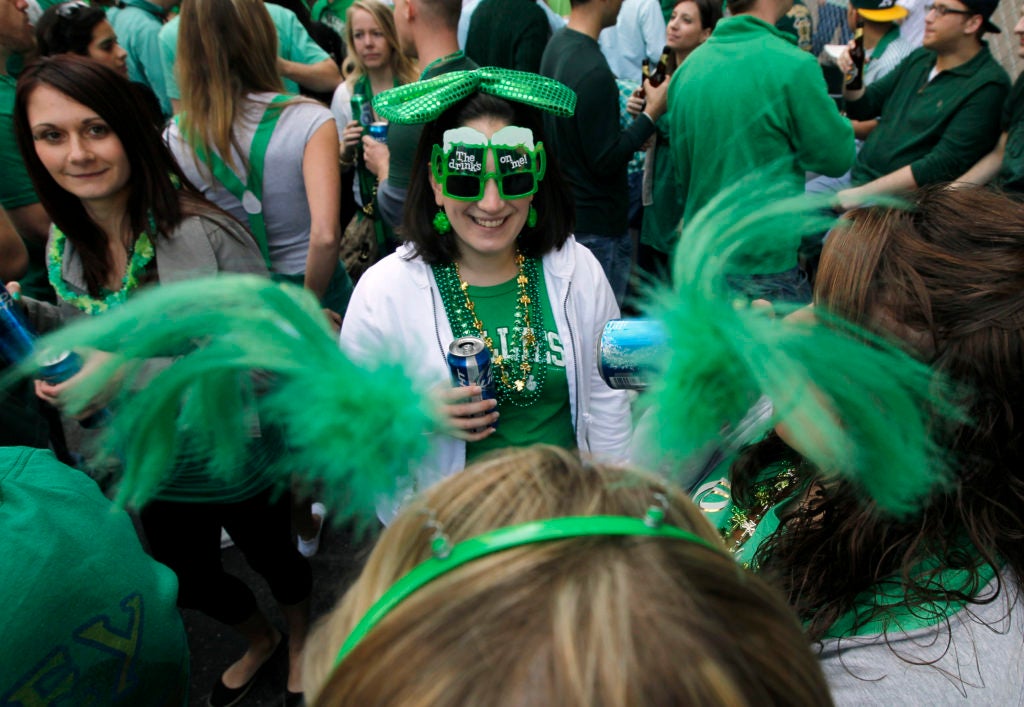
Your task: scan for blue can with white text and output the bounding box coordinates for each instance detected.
[368,121,388,143]
[597,319,668,390]
[447,336,497,428]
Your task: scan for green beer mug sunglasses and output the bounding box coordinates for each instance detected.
[431,125,547,201]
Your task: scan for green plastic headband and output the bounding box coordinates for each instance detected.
[333,515,717,665]
[372,67,577,125]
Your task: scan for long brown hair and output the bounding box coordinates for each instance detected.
[734,186,1024,641]
[305,446,833,706]
[176,0,284,171]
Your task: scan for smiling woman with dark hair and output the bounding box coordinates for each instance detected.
[13,55,315,707]
[340,69,631,501]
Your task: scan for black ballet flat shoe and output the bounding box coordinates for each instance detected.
[208,636,286,707]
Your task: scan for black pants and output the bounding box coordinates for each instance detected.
[141,486,312,626]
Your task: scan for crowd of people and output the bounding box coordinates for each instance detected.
[0,0,1022,703]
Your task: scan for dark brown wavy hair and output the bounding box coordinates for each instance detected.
[403,92,574,265]
[732,185,1024,641]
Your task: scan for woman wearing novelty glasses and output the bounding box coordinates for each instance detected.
[340,69,631,498]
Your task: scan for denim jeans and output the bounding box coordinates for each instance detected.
[575,232,633,306]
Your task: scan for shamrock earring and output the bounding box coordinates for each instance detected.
[433,209,451,235]
[527,205,537,228]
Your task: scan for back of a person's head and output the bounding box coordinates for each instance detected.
[304,445,833,706]
[725,0,759,16]
[177,0,282,112]
[817,186,1024,436]
[35,1,106,56]
[416,0,461,31]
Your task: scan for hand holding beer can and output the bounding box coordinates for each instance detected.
[447,336,498,431]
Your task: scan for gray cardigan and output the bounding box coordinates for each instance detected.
[24,211,267,333]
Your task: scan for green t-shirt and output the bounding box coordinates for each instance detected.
[0,75,37,211]
[107,0,172,116]
[158,4,330,103]
[0,447,189,705]
[465,263,575,462]
[997,72,1024,194]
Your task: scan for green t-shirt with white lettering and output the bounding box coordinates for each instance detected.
[465,262,575,462]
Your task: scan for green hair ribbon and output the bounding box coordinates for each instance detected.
[372,67,577,125]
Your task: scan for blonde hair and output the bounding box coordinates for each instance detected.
[304,446,833,706]
[343,0,417,89]
[177,0,284,170]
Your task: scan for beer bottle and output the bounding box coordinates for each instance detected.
[846,21,865,90]
[649,46,670,87]
[639,58,651,99]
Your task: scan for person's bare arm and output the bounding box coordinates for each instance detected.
[952,131,1007,188]
[6,202,50,246]
[302,122,342,305]
[277,57,342,93]
[0,206,28,281]
[836,165,917,210]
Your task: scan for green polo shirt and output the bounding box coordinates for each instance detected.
[107,0,172,117]
[668,15,853,274]
[996,73,1024,194]
[848,45,1009,187]
[158,4,330,104]
[385,53,478,191]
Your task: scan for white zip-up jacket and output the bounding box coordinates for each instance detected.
[340,237,632,500]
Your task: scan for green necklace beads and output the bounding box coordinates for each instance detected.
[433,251,549,407]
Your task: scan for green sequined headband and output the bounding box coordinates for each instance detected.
[372,67,577,125]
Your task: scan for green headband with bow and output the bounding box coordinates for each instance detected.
[372,67,577,125]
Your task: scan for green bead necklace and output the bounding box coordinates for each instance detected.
[433,251,549,407]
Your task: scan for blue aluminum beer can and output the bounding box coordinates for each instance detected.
[37,350,84,384]
[368,121,388,143]
[37,349,111,428]
[597,319,668,390]
[0,281,36,365]
[447,336,497,428]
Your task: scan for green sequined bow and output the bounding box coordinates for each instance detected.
[372,67,577,125]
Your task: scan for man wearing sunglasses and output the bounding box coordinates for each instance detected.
[828,0,1009,208]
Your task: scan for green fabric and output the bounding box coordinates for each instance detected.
[540,28,655,237]
[0,447,189,704]
[386,53,477,191]
[465,264,574,463]
[352,76,396,247]
[545,0,570,16]
[272,263,353,314]
[177,95,291,269]
[158,4,330,102]
[107,0,172,117]
[640,121,683,255]
[0,75,38,210]
[465,0,551,72]
[848,45,1009,186]
[0,75,54,302]
[997,72,1024,194]
[667,15,854,274]
[690,464,999,639]
[775,0,813,52]
[374,67,575,125]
